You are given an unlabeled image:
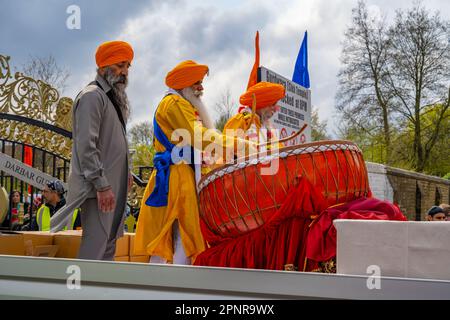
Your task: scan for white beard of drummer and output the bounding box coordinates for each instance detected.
[181,86,215,130]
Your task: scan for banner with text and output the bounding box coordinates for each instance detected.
[0,152,67,190]
[258,66,311,145]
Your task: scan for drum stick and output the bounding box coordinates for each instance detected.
[258,123,308,148]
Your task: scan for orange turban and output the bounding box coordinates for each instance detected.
[240,82,285,109]
[165,60,209,90]
[95,41,134,68]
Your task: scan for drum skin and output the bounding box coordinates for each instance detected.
[198,140,370,239]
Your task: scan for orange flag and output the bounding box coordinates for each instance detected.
[246,31,260,90]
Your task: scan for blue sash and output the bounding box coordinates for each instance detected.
[145,111,192,207]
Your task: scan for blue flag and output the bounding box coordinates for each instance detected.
[292,31,310,88]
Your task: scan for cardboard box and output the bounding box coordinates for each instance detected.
[128,232,136,255]
[114,255,129,262]
[114,234,130,257]
[21,231,54,244]
[52,231,130,259]
[53,233,82,259]
[129,255,150,263]
[20,232,56,256]
[57,230,82,236]
[30,245,59,257]
[0,233,25,255]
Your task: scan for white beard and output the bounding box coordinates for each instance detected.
[181,87,214,129]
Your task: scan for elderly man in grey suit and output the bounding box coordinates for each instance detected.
[50,40,134,260]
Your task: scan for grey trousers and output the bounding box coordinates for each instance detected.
[78,198,123,261]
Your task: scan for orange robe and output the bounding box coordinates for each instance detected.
[134,94,244,263]
[224,109,283,149]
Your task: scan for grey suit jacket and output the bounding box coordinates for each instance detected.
[50,74,129,234]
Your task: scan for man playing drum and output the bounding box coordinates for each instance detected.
[134,60,254,265]
[224,81,285,148]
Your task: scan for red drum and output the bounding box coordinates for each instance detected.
[198,140,370,239]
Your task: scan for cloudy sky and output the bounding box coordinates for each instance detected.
[1,0,449,136]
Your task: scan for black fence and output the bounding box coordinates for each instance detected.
[0,139,69,230]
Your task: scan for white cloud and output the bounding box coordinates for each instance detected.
[61,0,449,136]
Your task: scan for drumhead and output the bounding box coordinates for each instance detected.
[0,187,9,224]
[198,140,361,192]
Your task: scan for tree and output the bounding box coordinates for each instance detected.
[311,108,330,141]
[128,121,155,174]
[214,88,237,131]
[21,55,70,94]
[336,120,387,163]
[391,104,450,176]
[131,144,155,172]
[336,1,449,172]
[336,1,394,163]
[387,4,449,172]
[128,121,153,146]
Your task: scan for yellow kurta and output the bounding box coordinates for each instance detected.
[224,111,283,149]
[134,94,238,263]
[223,110,262,132]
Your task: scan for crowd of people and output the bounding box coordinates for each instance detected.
[1,180,82,231]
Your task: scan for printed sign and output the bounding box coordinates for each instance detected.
[0,152,66,190]
[258,66,311,145]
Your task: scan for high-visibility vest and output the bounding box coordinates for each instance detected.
[36,205,80,231]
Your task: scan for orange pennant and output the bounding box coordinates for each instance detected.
[246,31,260,90]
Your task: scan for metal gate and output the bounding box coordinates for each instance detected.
[0,54,149,232]
[0,54,74,229]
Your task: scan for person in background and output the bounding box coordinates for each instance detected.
[33,181,80,231]
[439,204,450,220]
[8,190,29,230]
[21,195,42,231]
[425,206,447,221]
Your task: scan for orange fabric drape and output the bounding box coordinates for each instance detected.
[246,31,260,90]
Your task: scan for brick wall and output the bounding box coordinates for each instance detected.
[366,162,450,221]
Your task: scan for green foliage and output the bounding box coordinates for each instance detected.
[336,1,449,176]
[311,108,330,141]
[390,104,450,177]
[131,144,155,174]
[215,113,230,132]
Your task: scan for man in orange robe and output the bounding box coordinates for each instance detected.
[134,60,254,265]
[224,82,285,148]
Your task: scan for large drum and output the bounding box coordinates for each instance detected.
[198,140,370,239]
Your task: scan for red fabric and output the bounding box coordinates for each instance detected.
[305,197,407,264]
[195,176,407,271]
[24,146,33,166]
[195,176,322,270]
[24,146,33,195]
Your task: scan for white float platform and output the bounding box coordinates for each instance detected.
[1,254,450,300]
